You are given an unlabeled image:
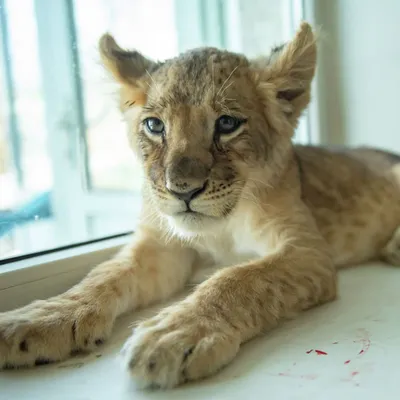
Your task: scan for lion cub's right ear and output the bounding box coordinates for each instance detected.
[252,22,317,129]
[99,34,156,110]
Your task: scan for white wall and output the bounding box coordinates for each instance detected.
[313,0,400,152]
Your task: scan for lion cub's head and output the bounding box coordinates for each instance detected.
[99,23,316,235]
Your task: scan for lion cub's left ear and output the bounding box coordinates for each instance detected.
[253,22,317,127]
[99,34,157,111]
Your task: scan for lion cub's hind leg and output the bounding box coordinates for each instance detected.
[381,226,400,266]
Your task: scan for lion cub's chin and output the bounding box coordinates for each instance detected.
[166,212,221,238]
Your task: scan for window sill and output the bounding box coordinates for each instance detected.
[0,264,399,399]
[0,235,130,311]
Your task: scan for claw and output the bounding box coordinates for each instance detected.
[19,340,28,352]
[35,358,52,366]
[183,346,194,361]
[148,359,156,371]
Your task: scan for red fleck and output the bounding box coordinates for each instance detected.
[315,350,328,356]
[358,349,364,355]
[306,349,313,354]
[344,360,351,364]
[351,371,359,377]
[332,341,339,344]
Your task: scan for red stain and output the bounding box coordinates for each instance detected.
[344,360,351,364]
[306,349,313,354]
[341,367,361,386]
[358,349,364,355]
[315,350,328,356]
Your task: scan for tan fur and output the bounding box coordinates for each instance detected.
[1,23,400,389]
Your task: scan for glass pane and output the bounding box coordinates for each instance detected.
[7,0,51,193]
[0,0,52,258]
[233,0,288,57]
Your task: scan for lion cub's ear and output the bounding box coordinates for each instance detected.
[253,22,317,126]
[99,34,157,110]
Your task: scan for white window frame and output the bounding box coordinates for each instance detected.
[0,0,141,258]
[0,235,129,312]
[300,0,322,145]
[1,0,319,312]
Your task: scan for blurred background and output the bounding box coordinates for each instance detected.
[0,0,399,260]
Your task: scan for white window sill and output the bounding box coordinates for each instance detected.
[1,263,399,399]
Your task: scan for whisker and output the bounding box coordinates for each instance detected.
[216,65,239,98]
[211,60,215,98]
[145,69,162,96]
[218,81,234,98]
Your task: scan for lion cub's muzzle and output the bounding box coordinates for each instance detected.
[165,155,211,207]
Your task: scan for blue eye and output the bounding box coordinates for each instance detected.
[215,115,242,134]
[144,117,165,134]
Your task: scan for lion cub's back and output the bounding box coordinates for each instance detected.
[295,145,400,266]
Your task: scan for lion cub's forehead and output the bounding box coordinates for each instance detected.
[148,48,249,107]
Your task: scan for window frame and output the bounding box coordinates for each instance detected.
[1,0,320,311]
[0,234,130,311]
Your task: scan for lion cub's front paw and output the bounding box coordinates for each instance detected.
[121,304,240,389]
[0,297,114,369]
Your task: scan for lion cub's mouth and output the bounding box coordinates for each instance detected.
[176,209,216,221]
[177,209,204,216]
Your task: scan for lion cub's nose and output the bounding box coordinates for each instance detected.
[167,183,207,203]
[165,156,210,203]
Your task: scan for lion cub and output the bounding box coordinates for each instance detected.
[1,23,399,389]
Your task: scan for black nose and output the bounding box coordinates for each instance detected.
[168,183,207,203]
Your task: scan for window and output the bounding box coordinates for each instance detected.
[0,0,305,261]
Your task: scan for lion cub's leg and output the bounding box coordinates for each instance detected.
[0,228,195,369]
[381,226,400,266]
[121,204,337,389]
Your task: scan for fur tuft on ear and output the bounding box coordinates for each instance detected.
[99,33,156,85]
[252,22,317,126]
[99,33,157,109]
